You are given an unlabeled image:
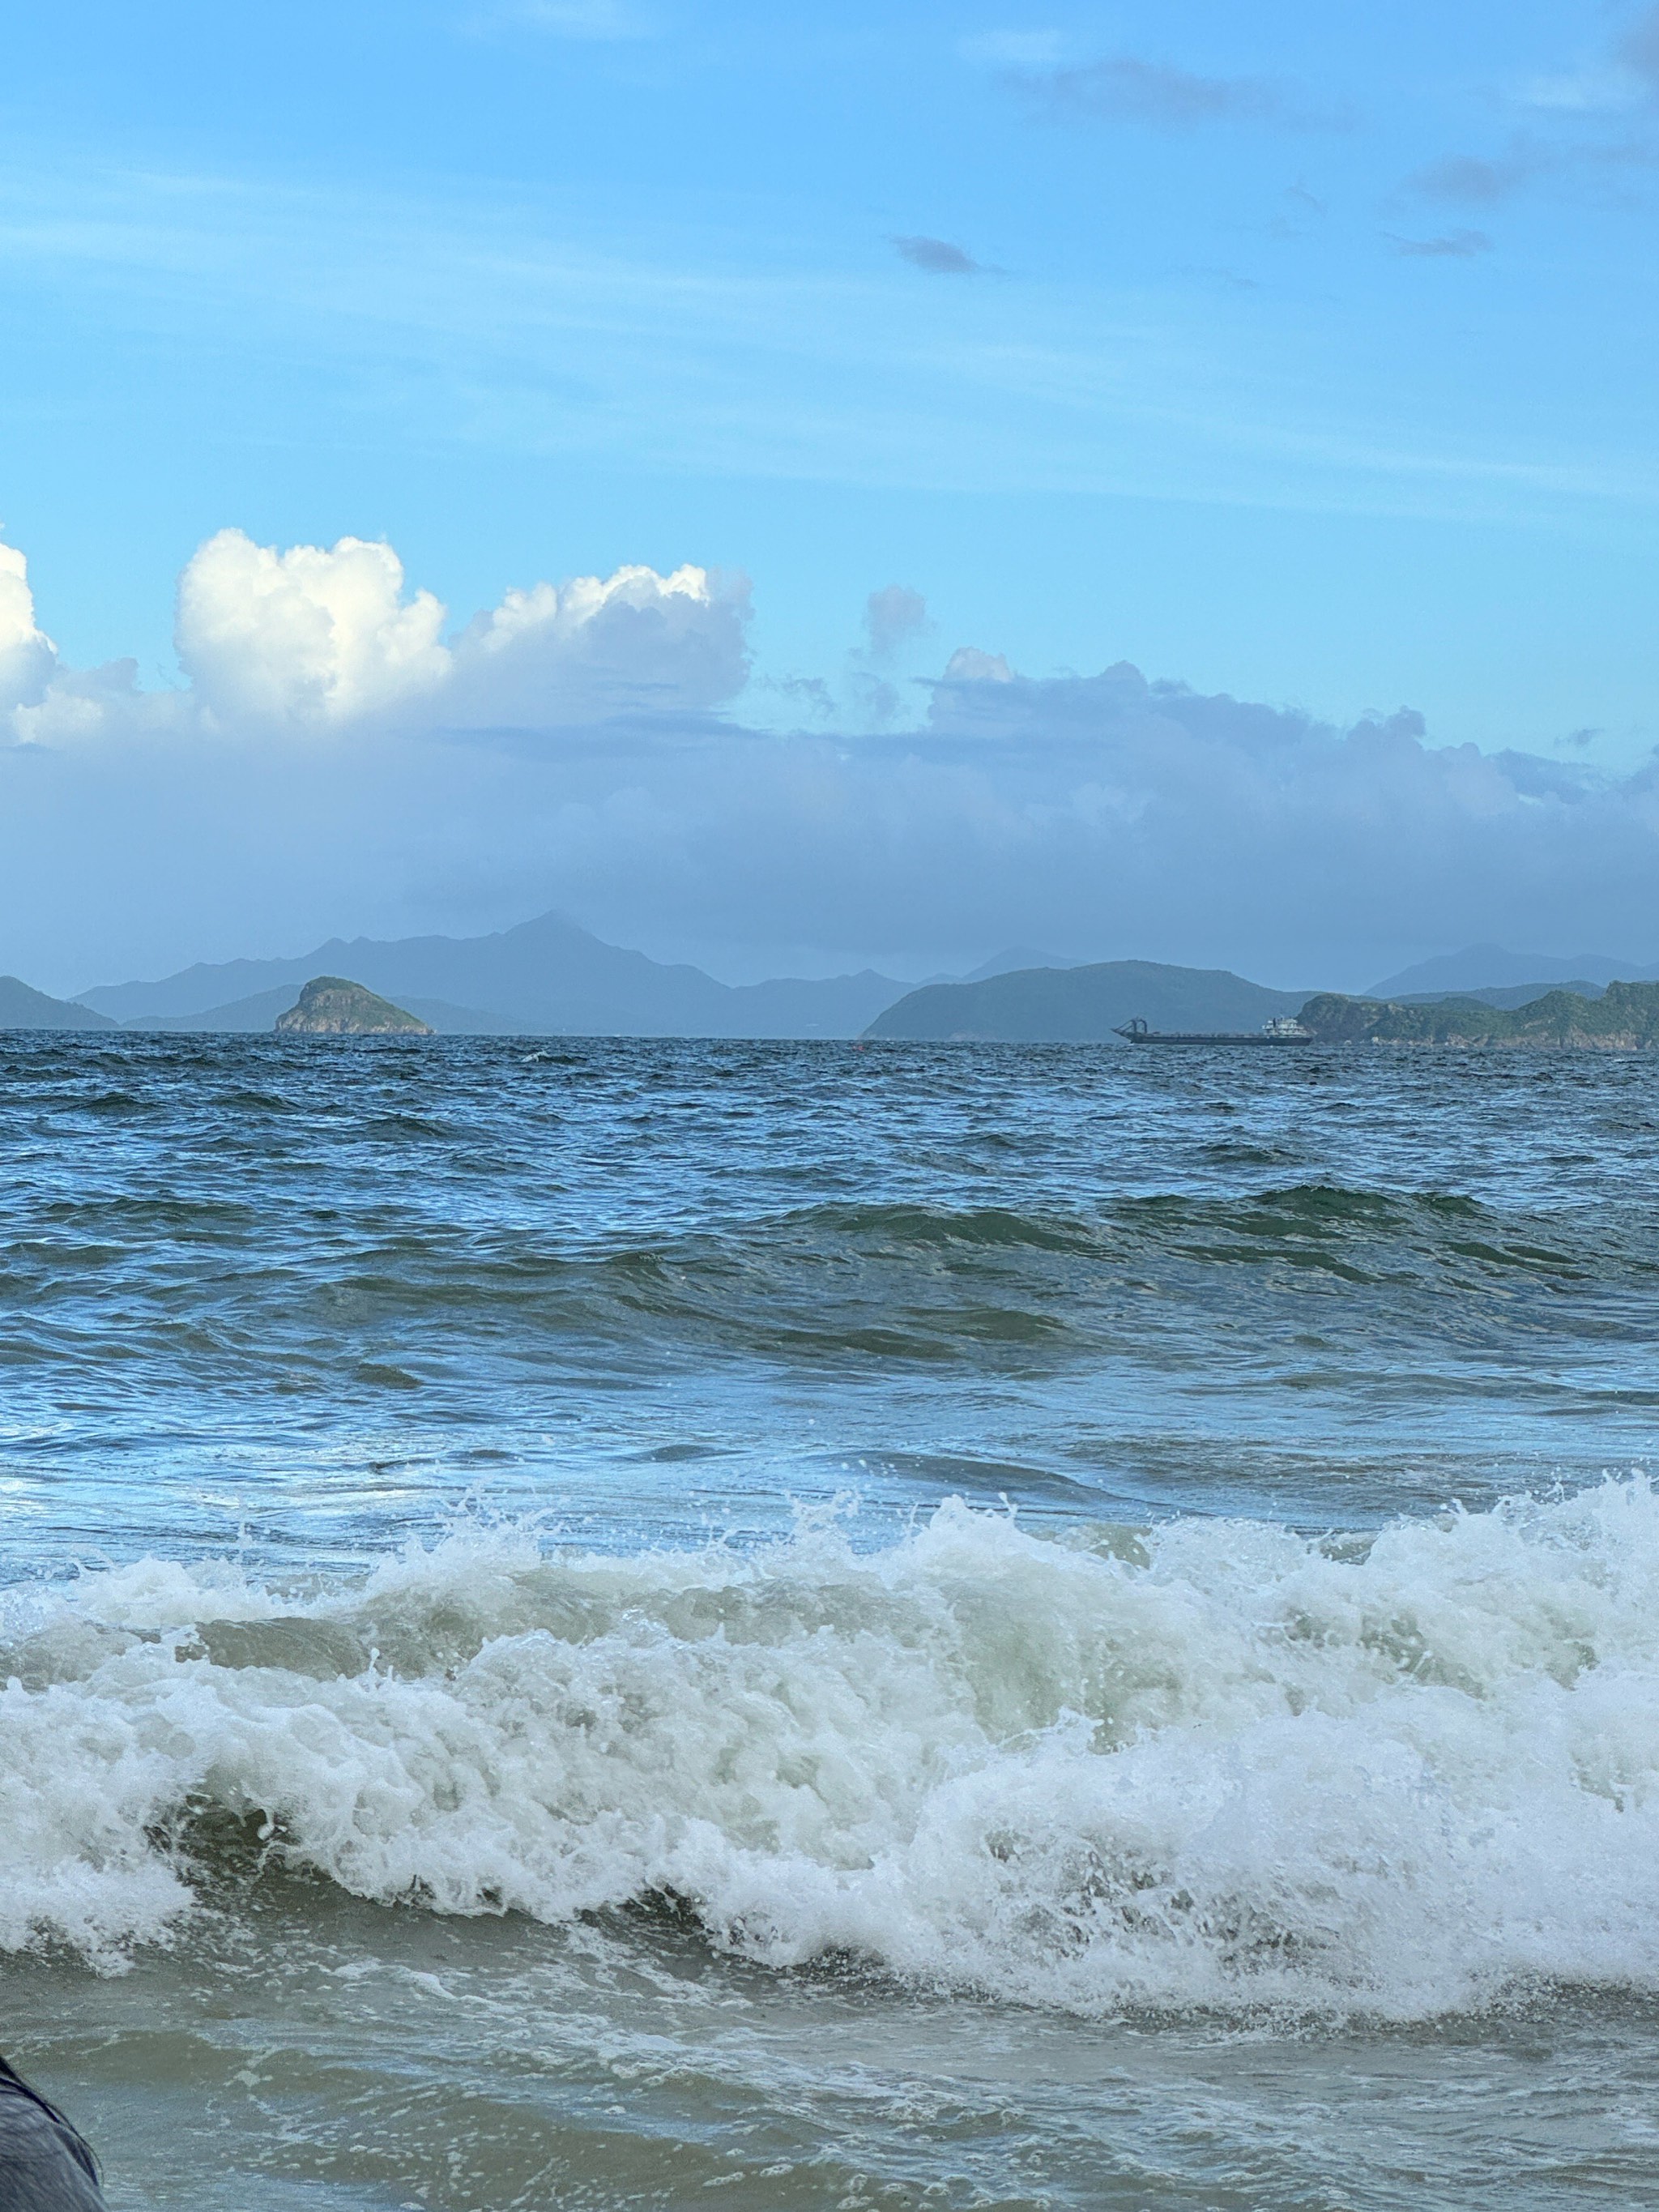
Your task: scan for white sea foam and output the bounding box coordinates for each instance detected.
[4,1481,1659,2015]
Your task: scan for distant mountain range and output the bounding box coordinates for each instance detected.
[1369,944,1659,996]
[954,947,1090,984]
[1395,980,1606,1010]
[868,964,1659,1047]
[868,947,1659,1043]
[0,976,116,1031]
[75,912,907,1038]
[126,985,550,1036]
[864,961,1308,1042]
[3,925,1657,1040]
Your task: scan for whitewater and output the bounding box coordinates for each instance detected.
[8,1480,1659,2021]
[3,1033,1657,2208]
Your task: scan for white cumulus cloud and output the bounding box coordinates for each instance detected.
[3,527,749,746]
[448,562,749,728]
[0,543,58,710]
[177,532,452,729]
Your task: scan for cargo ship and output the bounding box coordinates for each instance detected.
[1115,1015,1313,1046]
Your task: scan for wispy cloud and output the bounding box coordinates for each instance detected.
[1410,11,1659,206]
[8,149,1659,539]
[1388,228,1493,259]
[1407,145,1550,206]
[1508,9,1659,114]
[960,28,1064,70]
[1406,131,1659,207]
[1269,181,1326,241]
[1010,55,1328,131]
[484,0,655,41]
[1619,5,1659,89]
[892,235,987,276]
[1518,68,1643,117]
[863,585,929,660]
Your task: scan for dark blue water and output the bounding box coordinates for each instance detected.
[3,1036,1657,2209]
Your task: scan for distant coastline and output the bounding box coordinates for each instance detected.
[1294,981,1659,1051]
[4,922,1659,1044]
[867,967,1659,1049]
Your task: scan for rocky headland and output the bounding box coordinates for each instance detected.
[273,976,433,1036]
[1296,980,1659,1049]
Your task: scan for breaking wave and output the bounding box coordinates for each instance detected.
[5,1479,1659,2019]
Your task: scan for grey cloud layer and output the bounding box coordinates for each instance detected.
[1388,228,1492,258]
[1,530,1655,992]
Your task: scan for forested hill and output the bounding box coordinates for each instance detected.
[864,961,1306,1041]
[1297,981,1659,1048]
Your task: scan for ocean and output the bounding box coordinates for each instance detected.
[2,1032,1657,2210]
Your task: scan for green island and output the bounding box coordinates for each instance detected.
[273,976,433,1036]
[1296,979,1659,1049]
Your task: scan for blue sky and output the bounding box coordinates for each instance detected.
[4,3,1659,987]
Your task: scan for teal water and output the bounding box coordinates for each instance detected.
[2,1036,1657,2208]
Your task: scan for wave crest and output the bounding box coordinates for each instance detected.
[4,1480,1659,2016]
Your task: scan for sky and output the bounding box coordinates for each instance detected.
[4,2,1659,993]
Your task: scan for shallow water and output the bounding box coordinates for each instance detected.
[2,1035,1657,2207]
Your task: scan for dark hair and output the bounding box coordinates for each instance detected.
[0,2054,102,2186]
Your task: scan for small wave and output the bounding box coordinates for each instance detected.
[2,1184,1643,1390]
[5,1481,1659,2018]
[794,1203,1104,1256]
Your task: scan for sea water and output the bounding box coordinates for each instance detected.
[2,1034,1657,2209]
